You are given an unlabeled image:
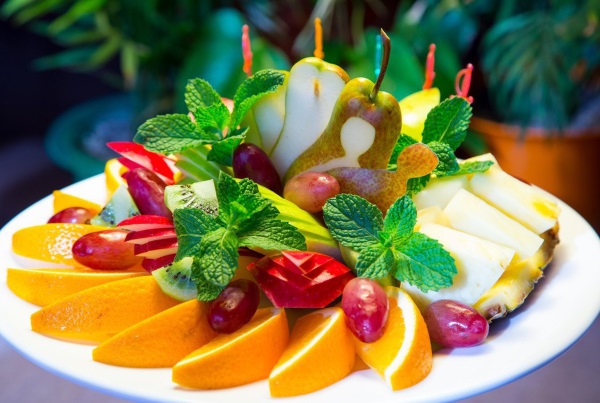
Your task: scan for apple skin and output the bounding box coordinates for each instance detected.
[247,251,355,308]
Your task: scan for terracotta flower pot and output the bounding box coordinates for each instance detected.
[470,116,600,230]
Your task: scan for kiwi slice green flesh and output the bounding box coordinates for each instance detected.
[164,180,218,215]
[90,185,139,227]
[152,257,197,301]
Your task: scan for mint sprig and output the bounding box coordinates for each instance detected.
[134,70,286,167]
[388,97,493,195]
[174,173,306,301]
[323,194,456,292]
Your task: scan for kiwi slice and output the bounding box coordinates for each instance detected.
[164,180,218,215]
[152,257,197,301]
[90,185,139,227]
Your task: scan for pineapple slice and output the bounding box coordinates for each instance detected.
[402,223,515,310]
[444,189,543,261]
[412,175,469,210]
[470,167,560,235]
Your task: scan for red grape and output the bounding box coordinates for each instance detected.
[48,207,94,224]
[283,171,340,213]
[72,229,141,270]
[233,143,282,194]
[123,168,172,219]
[423,299,489,348]
[208,279,260,334]
[341,278,389,343]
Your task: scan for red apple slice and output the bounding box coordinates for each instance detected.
[133,238,178,258]
[142,254,176,272]
[107,141,176,184]
[248,251,355,308]
[124,228,177,244]
[117,215,174,231]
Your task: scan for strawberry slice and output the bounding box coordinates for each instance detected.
[107,141,177,184]
[247,251,355,308]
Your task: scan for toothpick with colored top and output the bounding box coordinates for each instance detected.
[423,44,436,90]
[314,17,324,59]
[454,63,474,103]
[242,24,253,77]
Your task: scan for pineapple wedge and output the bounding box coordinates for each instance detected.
[474,225,559,320]
[444,189,543,261]
[402,223,516,310]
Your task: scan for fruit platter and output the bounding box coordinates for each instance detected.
[2,27,600,402]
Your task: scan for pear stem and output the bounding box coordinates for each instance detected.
[370,29,390,102]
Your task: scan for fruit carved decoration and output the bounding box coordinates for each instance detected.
[285,30,402,182]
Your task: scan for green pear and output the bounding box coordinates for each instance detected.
[244,71,289,154]
[284,30,401,182]
[268,57,349,178]
[284,77,402,181]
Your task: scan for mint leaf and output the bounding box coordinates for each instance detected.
[406,175,431,197]
[216,172,242,221]
[382,196,417,247]
[173,208,221,260]
[450,160,494,176]
[191,105,230,135]
[323,194,458,292]
[207,131,246,166]
[229,70,285,129]
[394,232,456,292]
[134,114,213,154]
[388,134,418,170]
[355,243,395,279]
[192,260,225,301]
[238,219,306,251]
[422,97,472,151]
[197,227,239,287]
[174,173,306,300]
[237,177,260,195]
[323,194,383,253]
[428,141,459,176]
[185,78,230,131]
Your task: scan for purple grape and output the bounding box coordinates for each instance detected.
[48,207,94,224]
[423,299,489,348]
[208,279,260,334]
[233,143,282,194]
[123,168,172,219]
[341,278,389,343]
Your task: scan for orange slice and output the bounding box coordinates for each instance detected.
[12,223,107,266]
[105,158,128,198]
[269,307,355,397]
[93,299,217,367]
[6,267,147,306]
[30,276,180,342]
[52,190,101,215]
[172,307,288,389]
[354,287,432,390]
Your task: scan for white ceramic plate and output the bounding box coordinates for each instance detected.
[1,175,599,403]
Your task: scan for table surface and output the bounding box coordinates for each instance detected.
[1,138,599,403]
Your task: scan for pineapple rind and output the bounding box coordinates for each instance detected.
[474,224,559,321]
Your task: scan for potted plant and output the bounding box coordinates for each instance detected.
[2,0,289,178]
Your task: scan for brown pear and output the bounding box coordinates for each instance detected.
[326,143,438,214]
